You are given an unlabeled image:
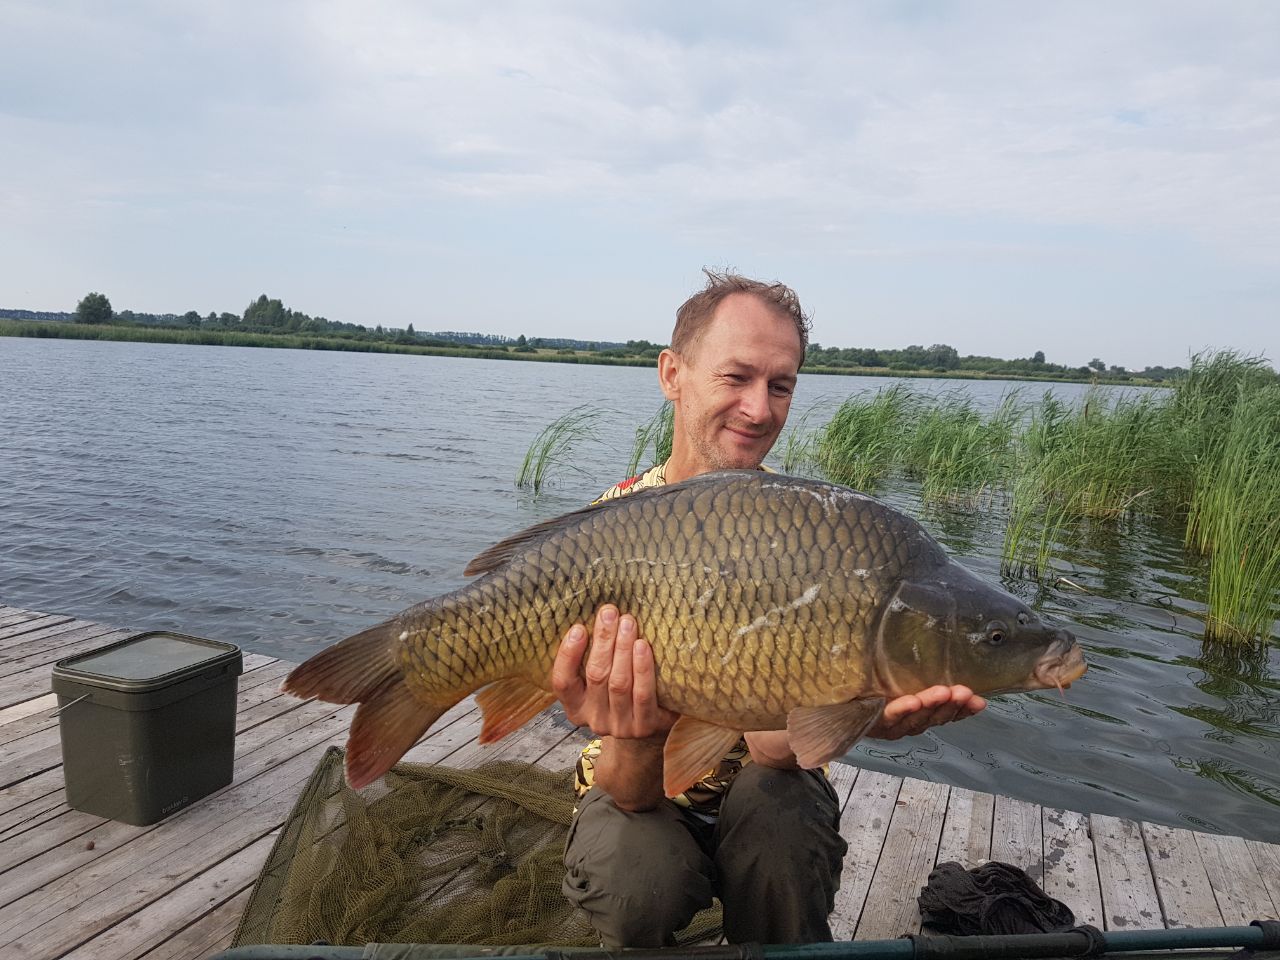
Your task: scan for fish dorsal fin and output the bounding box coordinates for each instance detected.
[663,716,743,798]
[786,698,885,769]
[463,470,758,576]
[463,502,609,576]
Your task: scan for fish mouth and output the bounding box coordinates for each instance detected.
[1034,634,1087,692]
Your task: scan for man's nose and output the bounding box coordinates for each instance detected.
[739,382,771,424]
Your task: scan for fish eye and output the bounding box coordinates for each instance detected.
[985,621,1008,645]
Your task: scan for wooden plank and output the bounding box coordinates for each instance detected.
[0,695,57,742]
[136,887,249,960]
[0,611,45,632]
[0,631,131,707]
[0,615,75,645]
[936,786,993,868]
[855,778,949,939]
[0,768,64,827]
[0,702,356,904]
[1091,814,1164,930]
[1195,831,1278,925]
[991,794,1043,883]
[1043,807,1104,927]
[1140,822,1221,927]
[0,732,351,955]
[1245,840,1280,918]
[829,769,901,940]
[59,833,276,960]
[0,771,68,840]
[0,620,119,671]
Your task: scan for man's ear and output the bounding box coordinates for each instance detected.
[657,348,681,401]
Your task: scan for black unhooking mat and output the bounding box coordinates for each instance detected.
[918,860,1077,935]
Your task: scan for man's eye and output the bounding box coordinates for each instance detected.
[770,384,793,396]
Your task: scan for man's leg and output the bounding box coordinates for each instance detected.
[713,764,847,943]
[563,787,715,947]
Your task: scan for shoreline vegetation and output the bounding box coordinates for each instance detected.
[1,291,1201,386]
[520,351,1280,646]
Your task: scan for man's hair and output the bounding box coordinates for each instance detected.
[671,270,811,367]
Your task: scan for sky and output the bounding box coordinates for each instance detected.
[2,1,1278,371]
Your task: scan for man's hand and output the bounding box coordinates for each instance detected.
[551,604,679,740]
[867,685,986,740]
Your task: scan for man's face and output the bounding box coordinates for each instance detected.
[661,293,803,476]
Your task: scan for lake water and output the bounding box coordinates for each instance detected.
[2,337,1277,842]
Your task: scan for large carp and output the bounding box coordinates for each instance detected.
[284,470,1085,794]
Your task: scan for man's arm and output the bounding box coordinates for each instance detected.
[551,605,678,811]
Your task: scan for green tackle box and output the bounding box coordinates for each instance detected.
[51,631,243,826]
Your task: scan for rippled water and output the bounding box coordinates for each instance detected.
[2,337,1276,842]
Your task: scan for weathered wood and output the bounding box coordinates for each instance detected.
[1140,822,1221,927]
[1091,814,1164,930]
[135,888,249,960]
[1245,839,1280,920]
[0,692,57,726]
[0,630,132,706]
[0,620,124,674]
[1043,806,1104,927]
[991,794,1043,883]
[0,615,75,645]
[1194,831,1278,924]
[935,786,993,868]
[57,833,276,960]
[830,769,901,940]
[856,777,949,939]
[0,696,58,746]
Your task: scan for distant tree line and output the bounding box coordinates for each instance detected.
[0,293,1190,382]
[804,342,1185,382]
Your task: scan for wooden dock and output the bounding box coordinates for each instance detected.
[1,603,1277,959]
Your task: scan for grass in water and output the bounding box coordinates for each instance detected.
[900,389,1021,508]
[516,405,604,493]
[1187,383,1280,641]
[815,383,916,491]
[625,401,674,477]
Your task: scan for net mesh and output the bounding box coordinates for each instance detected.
[233,746,722,948]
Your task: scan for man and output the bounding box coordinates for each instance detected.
[551,272,985,947]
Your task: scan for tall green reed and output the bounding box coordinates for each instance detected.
[814,383,916,491]
[516,405,604,493]
[625,401,674,477]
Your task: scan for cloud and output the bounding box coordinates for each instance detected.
[1,1,1277,368]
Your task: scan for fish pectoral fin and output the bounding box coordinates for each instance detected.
[787,698,886,769]
[476,678,557,744]
[347,678,450,790]
[663,716,743,799]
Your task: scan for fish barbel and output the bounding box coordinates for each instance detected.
[283,470,1086,795]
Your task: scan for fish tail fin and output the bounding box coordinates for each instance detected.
[281,620,406,704]
[346,676,448,788]
[282,620,454,788]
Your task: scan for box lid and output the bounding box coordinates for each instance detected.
[53,632,242,692]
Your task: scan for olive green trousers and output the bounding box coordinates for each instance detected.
[562,763,847,947]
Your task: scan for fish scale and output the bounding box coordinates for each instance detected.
[283,469,1087,793]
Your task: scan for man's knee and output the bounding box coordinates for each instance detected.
[716,764,847,882]
[563,788,714,947]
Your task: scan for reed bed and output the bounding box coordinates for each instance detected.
[811,353,1280,643]
[625,402,674,478]
[515,405,604,493]
[814,383,916,490]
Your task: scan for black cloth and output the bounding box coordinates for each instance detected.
[918,861,1076,935]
